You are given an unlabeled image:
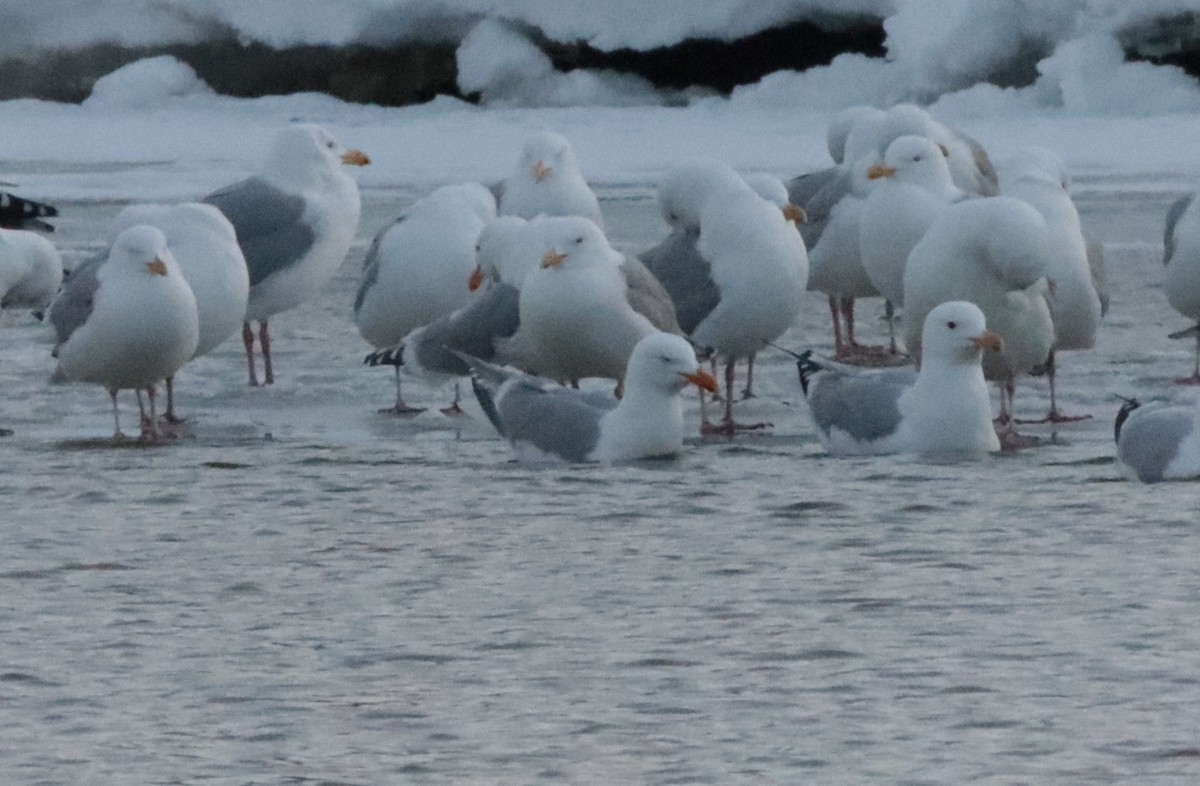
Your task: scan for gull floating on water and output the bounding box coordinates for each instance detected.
[466,331,717,463]
[789,301,1003,457]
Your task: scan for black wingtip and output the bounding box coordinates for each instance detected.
[0,192,58,232]
[1113,395,1141,444]
[1169,324,1200,340]
[469,374,506,438]
[364,346,404,368]
[794,349,822,396]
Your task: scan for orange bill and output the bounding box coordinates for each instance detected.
[683,369,718,392]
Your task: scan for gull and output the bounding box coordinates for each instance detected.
[1114,396,1200,483]
[788,301,1003,457]
[50,225,199,441]
[204,123,368,386]
[465,331,717,463]
[498,130,603,229]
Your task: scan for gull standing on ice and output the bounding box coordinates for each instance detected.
[1003,147,1102,420]
[466,331,717,463]
[903,197,1055,446]
[858,135,965,352]
[107,203,249,422]
[1114,397,1200,483]
[790,301,1003,457]
[355,183,496,412]
[498,131,604,229]
[204,123,369,386]
[519,215,680,387]
[1162,189,1200,383]
[50,225,199,441]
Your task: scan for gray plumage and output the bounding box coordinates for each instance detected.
[353,220,394,315]
[203,176,315,287]
[1164,193,1194,266]
[1117,405,1194,483]
[638,227,719,335]
[463,354,618,462]
[786,165,844,249]
[48,252,104,355]
[961,130,1000,196]
[621,255,682,335]
[407,283,522,376]
[805,363,917,443]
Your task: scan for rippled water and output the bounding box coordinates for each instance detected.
[4,179,1200,784]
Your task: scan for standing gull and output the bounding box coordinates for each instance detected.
[355,183,496,412]
[789,301,1003,457]
[903,197,1056,446]
[498,131,604,229]
[467,331,717,463]
[1003,147,1102,420]
[50,225,199,441]
[204,123,369,386]
[1114,397,1200,483]
[519,215,680,387]
[858,135,965,352]
[107,202,249,422]
[1162,189,1200,383]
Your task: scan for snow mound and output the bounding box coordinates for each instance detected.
[84,56,215,109]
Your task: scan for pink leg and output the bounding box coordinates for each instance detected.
[109,388,125,441]
[741,354,756,400]
[828,296,845,358]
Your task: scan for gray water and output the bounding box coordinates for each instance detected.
[3,179,1200,784]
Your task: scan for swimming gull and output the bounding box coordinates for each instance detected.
[788,301,1003,457]
[466,331,717,463]
[50,225,199,441]
[498,131,604,229]
[204,123,368,386]
[108,202,249,422]
[355,183,496,412]
[1114,396,1200,483]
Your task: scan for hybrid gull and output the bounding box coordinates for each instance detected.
[498,131,603,229]
[0,228,63,312]
[50,225,199,441]
[108,202,249,421]
[466,331,717,463]
[789,301,1003,457]
[902,197,1055,446]
[858,135,965,351]
[355,183,496,412]
[1114,397,1200,483]
[204,123,368,386]
[1003,147,1102,420]
[518,215,680,386]
[1162,189,1200,383]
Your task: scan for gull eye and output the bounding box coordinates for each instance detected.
[659,355,672,363]
[575,236,584,244]
[947,321,957,329]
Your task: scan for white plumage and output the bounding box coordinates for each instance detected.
[499,131,603,229]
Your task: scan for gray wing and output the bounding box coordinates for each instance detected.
[958,129,1000,196]
[496,378,610,462]
[620,255,681,334]
[788,165,848,249]
[203,176,315,287]
[1118,408,1193,483]
[1164,193,1194,266]
[638,227,719,335]
[409,283,521,375]
[353,217,401,314]
[48,251,104,353]
[807,367,917,442]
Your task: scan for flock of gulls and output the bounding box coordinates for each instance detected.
[3,106,1200,482]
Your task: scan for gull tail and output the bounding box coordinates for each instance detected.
[450,349,510,438]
